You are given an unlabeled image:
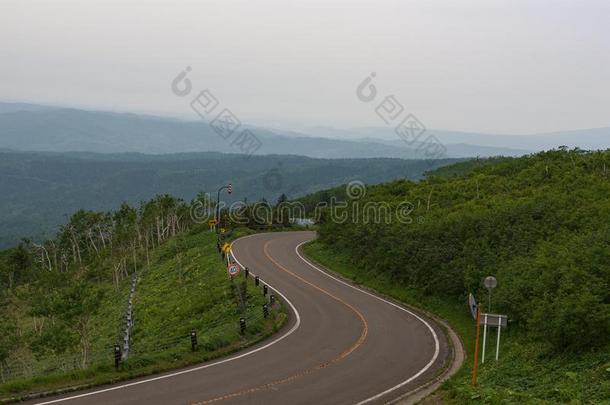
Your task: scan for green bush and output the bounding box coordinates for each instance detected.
[316,149,610,351]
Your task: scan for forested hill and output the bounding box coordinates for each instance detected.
[309,148,610,402]
[0,150,458,248]
[316,148,610,349]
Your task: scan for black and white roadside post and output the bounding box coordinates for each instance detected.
[245,267,249,279]
[263,304,269,318]
[114,344,122,369]
[269,294,275,306]
[239,317,246,334]
[255,276,260,286]
[263,284,268,297]
[190,330,198,351]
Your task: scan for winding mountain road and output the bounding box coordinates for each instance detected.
[29,231,454,405]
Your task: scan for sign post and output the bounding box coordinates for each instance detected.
[479,313,507,363]
[470,287,508,386]
[228,264,240,278]
[482,313,488,363]
[496,319,502,361]
[482,276,498,364]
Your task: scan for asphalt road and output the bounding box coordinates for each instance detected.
[28,231,451,405]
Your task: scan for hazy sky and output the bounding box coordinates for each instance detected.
[1,0,609,134]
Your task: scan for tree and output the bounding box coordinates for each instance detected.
[29,280,105,368]
[4,244,32,288]
[0,315,18,382]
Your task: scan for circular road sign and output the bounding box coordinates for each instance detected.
[228,265,240,277]
[484,276,498,290]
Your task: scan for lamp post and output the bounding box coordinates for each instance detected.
[216,183,232,233]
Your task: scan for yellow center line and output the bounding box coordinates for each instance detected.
[191,238,369,404]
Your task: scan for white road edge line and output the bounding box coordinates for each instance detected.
[34,233,301,405]
[294,241,440,405]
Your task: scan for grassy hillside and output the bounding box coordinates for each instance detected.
[0,204,283,400]
[0,150,458,248]
[304,148,610,403]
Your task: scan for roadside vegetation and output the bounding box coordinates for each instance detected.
[303,148,610,403]
[0,195,285,401]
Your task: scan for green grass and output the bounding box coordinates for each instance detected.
[0,229,286,402]
[303,240,610,404]
[131,229,272,357]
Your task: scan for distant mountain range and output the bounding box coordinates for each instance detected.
[6,102,600,158]
[286,126,610,151]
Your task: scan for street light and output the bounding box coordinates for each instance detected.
[216,183,232,233]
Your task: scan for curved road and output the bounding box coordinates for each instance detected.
[29,231,452,405]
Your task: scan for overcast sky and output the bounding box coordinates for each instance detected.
[1,0,609,135]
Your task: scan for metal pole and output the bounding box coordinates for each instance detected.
[472,306,481,386]
[481,313,488,364]
[495,317,502,361]
[488,289,492,314]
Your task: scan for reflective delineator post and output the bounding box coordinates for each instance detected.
[263,304,269,318]
[472,306,481,386]
[114,344,122,369]
[190,330,198,351]
[239,317,246,335]
[263,285,268,296]
[255,276,260,286]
